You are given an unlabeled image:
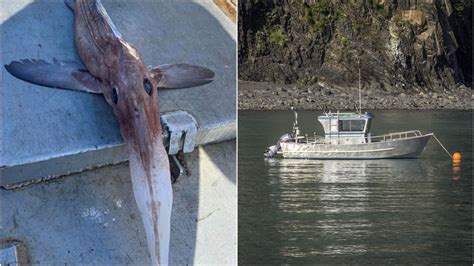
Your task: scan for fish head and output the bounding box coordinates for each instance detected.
[4,43,214,165]
[104,50,163,165]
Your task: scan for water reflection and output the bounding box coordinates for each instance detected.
[240,111,472,264]
[264,158,429,258]
[451,161,461,181]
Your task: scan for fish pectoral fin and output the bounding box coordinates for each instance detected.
[150,64,215,89]
[4,59,105,94]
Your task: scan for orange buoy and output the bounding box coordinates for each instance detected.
[452,152,462,163]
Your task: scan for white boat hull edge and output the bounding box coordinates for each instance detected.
[280,134,433,159]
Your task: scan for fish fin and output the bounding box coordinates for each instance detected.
[64,0,75,11]
[150,64,215,89]
[4,59,105,94]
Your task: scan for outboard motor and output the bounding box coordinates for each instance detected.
[264,133,294,158]
[264,145,279,158]
[264,107,300,158]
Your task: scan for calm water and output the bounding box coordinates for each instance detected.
[238,110,472,264]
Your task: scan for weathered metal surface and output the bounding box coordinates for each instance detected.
[280,134,432,159]
[1,115,236,189]
[0,140,236,264]
[1,0,236,186]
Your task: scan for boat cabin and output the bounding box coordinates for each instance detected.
[317,112,374,144]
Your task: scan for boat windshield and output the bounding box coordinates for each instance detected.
[338,120,365,132]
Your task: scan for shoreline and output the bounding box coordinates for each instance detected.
[238,81,472,111]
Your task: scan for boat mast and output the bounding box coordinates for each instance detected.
[291,107,300,142]
[291,106,298,127]
[358,68,362,114]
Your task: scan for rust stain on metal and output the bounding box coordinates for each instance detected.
[213,0,236,23]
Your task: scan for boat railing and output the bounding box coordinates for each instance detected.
[369,130,423,142]
[292,130,423,144]
[301,135,325,144]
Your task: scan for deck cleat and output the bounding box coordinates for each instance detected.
[161,110,198,155]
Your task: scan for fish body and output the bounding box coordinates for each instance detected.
[75,1,171,263]
[5,0,215,264]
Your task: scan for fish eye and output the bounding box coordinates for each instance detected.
[112,85,119,104]
[143,79,152,96]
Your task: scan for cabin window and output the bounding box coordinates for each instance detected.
[338,120,365,131]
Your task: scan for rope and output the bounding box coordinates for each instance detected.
[432,134,452,159]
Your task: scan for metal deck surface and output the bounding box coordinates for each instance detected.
[1,140,236,264]
[1,0,236,185]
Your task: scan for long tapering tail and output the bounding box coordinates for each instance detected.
[129,153,172,265]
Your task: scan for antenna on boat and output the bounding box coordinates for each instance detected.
[358,68,362,114]
[291,106,298,127]
[291,106,300,140]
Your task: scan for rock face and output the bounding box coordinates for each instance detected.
[238,0,472,93]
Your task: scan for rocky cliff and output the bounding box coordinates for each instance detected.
[238,0,472,93]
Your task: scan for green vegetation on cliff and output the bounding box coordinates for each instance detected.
[301,0,335,33]
[238,0,472,92]
[268,27,288,47]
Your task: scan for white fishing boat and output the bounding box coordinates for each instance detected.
[262,68,463,161]
[264,109,433,159]
[264,69,436,159]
